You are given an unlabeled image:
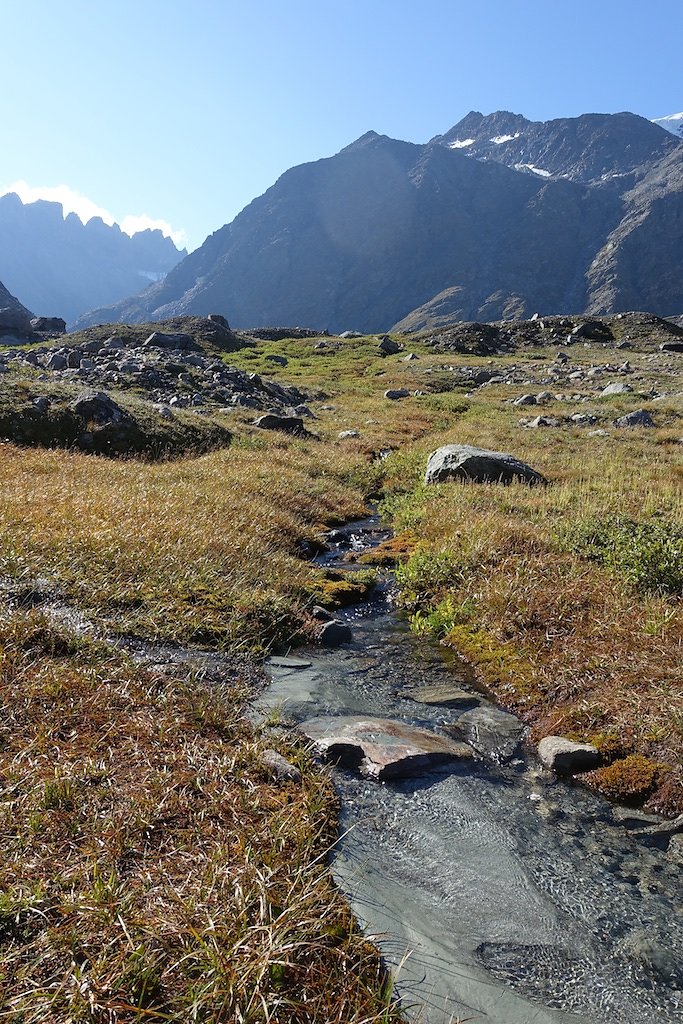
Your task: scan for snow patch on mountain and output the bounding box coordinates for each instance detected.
[514,163,552,178]
[449,138,475,149]
[490,133,520,144]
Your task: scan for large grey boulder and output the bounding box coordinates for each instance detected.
[425,444,546,486]
[253,413,305,434]
[207,313,231,331]
[601,381,633,396]
[378,336,401,356]
[30,316,66,334]
[318,620,353,647]
[46,353,67,370]
[512,393,538,406]
[614,409,655,428]
[538,736,600,774]
[300,715,473,780]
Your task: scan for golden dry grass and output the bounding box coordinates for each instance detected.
[0,436,369,650]
[0,612,400,1022]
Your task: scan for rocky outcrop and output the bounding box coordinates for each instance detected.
[425,444,547,486]
[614,409,656,428]
[0,280,34,337]
[0,382,232,457]
[30,316,66,334]
[253,414,306,434]
[0,317,307,416]
[0,317,315,457]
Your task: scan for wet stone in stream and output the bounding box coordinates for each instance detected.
[398,680,482,709]
[301,714,474,780]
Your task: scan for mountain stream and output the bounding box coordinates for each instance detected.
[257,519,683,1024]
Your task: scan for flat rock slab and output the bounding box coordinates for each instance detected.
[398,681,482,709]
[264,656,313,670]
[300,715,474,780]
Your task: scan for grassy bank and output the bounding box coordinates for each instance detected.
[0,612,399,1021]
[0,436,370,650]
[374,407,683,814]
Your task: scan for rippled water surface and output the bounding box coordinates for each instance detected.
[259,528,683,1024]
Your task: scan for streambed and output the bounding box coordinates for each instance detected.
[259,521,683,1024]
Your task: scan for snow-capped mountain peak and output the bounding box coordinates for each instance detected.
[652,112,683,137]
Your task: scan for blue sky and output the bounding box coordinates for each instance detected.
[2,0,681,251]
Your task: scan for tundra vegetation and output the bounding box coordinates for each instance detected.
[0,314,681,1019]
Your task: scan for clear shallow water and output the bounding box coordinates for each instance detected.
[258,532,683,1024]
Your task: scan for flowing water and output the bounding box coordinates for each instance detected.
[258,521,683,1024]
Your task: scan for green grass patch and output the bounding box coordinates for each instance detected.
[560,515,683,595]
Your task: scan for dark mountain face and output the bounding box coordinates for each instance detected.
[76,111,683,332]
[585,148,683,315]
[0,194,186,326]
[0,278,34,336]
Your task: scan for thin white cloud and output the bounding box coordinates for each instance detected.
[120,213,187,248]
[0,180,186,248]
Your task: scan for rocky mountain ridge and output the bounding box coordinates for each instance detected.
[74,110,683,333]
[0,193,186,327]
[432,110,679,183]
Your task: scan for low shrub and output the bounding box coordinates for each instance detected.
[590,754,669,803]
[395,548,470,610]
[560,515,683,595]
